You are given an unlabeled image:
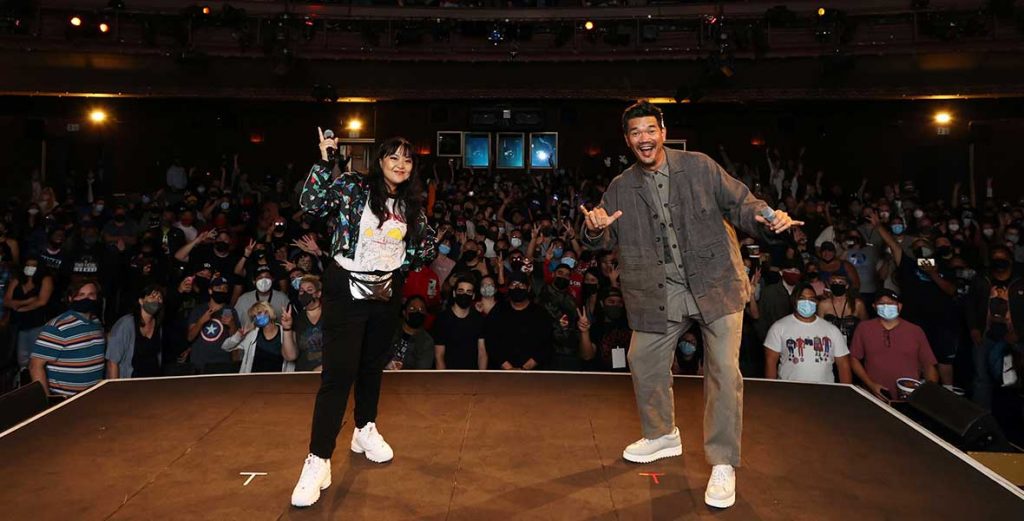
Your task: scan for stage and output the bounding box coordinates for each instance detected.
[1,372,1022,520]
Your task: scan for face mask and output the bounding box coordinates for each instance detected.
[678,340,697,358]
[220,201,230,210]
[983,228,995,238]
[796,299,817,318]
[254,313,271,328]
[438,244,451,256]
[211,291,230,304]
[291,277,303,290]
[1007,234,1020,244]
[877,304,900,320]
[215,242,230,254]
[553,277,570,290]
[23,266,37,277]
[992,258,1012,271]
[461,250,478,263]
[406,311,427,329]
[509,287,530,303]
[551,247,564,259]
[256,278,273,293]
[454,293,474,309]
[142,301,162,315]
[582,282,599,298]
[891,224,905,235]
[782,271,802,286]
[913,209,924,219]
[510,238,523,248]
[294,292,314,309]
[94,204,105,213]
[879,211,890,221]
[114,214,127,223]
[948,223,960,233]
[829,284,848,297]
[845,240,856,249]
[915,247,934,258]
[480,285,496,298]
[604,305,624,321]
[560,257,576,269]
[196,186,207,194]
[935,246,953,258]
[70,298,100,316]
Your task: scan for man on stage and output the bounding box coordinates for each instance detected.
[580,100,799,509]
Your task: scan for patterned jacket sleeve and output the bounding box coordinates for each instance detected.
[406,208,438,270]
[299,161,341,217]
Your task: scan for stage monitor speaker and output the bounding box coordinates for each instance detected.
[907,382,1008,451]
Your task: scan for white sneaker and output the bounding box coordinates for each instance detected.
[704,464,736,509]
[290,453,331,508]
[350,422,394,463]
[622,427,683,463]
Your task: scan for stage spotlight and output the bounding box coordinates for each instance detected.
[201,5,211,16]
[89,109,108,123]
[99,23,110,33]
[347,119,363,131]
[70,16,82,27]
[934,111,952,124]
[584,21,594,31]
[818,7,826,16]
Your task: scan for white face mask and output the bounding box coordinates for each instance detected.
[256,278,272,293]
[23,266,37,277]
[510,238,523,249]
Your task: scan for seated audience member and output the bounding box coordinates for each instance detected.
[105,285,166,378]
[223,301,296,373]
[235,265,290,329]
[433,274,487,370]
[386,295,435,370]
[850,289,939,401]
[284,274,324,372]
[484,271,552,370]
[29,279,105,396]
[185,276,240,373]
[580,287,632,372]
[764,283,852,384]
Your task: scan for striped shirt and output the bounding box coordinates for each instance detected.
[31,310,106,396]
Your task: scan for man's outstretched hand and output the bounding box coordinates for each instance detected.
[580,205,623,232]
[754,209,803,234]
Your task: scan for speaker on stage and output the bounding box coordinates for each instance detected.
[908,382,1009,451]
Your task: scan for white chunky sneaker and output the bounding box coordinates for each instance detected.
[351,422,394,463]
[704,464,736,509]
[290,453,331,508]
[622,426,683,463]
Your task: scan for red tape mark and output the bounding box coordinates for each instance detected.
[638,472,665,484]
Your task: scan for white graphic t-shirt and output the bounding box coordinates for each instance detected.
[338,198,408,272]
[764,315,850,384]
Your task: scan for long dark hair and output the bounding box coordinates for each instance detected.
[134,284,166,327]
[367,137,424,245]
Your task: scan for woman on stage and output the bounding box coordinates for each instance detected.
[291,130,437,508]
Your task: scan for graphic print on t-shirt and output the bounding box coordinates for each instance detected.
[201,319,226,343]
[784,336,833,364]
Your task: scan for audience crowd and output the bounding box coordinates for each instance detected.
[1,141,1022,443]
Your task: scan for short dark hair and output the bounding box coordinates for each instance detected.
[621,100,665,134]
[790,282,817,309]
[453,273,477,294]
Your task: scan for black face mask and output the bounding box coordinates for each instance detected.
[461,250,478,263]
[935,246,953,259]
[211,291,230,304]
[406,311,427,329]
[553,277,570,291]
[992,258,1012,271]
[454,293,474,309]
[298,292,316,308]
[582,282,599,298]
[70,298,100,316]
[193,276,210,293]
[604,305,625,321]
[829,283,848,297]
[509,288,530,303]
[114,214,127,223]
[215,242,230,254]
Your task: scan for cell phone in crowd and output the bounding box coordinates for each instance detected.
[916,258,936,268]
[746,244,760,258]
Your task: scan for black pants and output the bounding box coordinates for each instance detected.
[308,263,402,459]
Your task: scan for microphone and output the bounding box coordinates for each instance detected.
[760,206,776,222]
[323,129,336,162]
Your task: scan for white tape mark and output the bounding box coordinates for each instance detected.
[240,472,268,486]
